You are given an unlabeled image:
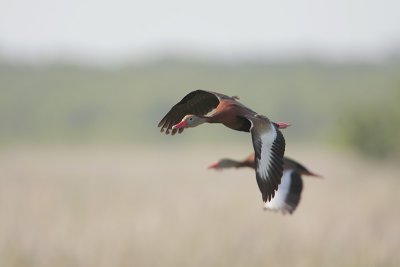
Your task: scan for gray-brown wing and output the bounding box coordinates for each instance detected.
[283,157,317,176]
[249,117,285,202]
[158,90,224,135]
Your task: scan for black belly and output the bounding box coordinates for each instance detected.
[224,116,251,132]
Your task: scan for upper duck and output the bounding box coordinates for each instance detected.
[158,90,289,202]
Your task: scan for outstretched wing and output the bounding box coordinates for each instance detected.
[249,116,285,202]
[264,170,303,214]
[284,157,321,177]
[158,90,223,135]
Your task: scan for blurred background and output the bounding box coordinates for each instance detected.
[0,0,399,266]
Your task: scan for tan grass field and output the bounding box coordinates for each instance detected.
[0,145,399,267]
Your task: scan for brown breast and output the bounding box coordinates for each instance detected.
[212,100,256,132]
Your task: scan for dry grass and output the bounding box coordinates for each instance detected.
[0,145,399,267]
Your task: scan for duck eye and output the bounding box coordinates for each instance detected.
[189,118,193,121]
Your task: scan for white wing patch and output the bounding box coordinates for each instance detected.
[264,170,292,210]
[256,125,277,181]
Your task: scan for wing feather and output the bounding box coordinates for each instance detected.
[158,90,222,134]
[250,119,285,202]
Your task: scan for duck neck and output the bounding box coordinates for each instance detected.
[238,159,255,169]
[239,154,256,169]
[204,114,224,124]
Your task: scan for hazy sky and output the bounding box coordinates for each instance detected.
[0,0,399,63]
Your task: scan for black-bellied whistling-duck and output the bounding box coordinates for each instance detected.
[208,153,321,214]
[158,90,289,202]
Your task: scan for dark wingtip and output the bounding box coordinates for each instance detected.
[262,191,275,203]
